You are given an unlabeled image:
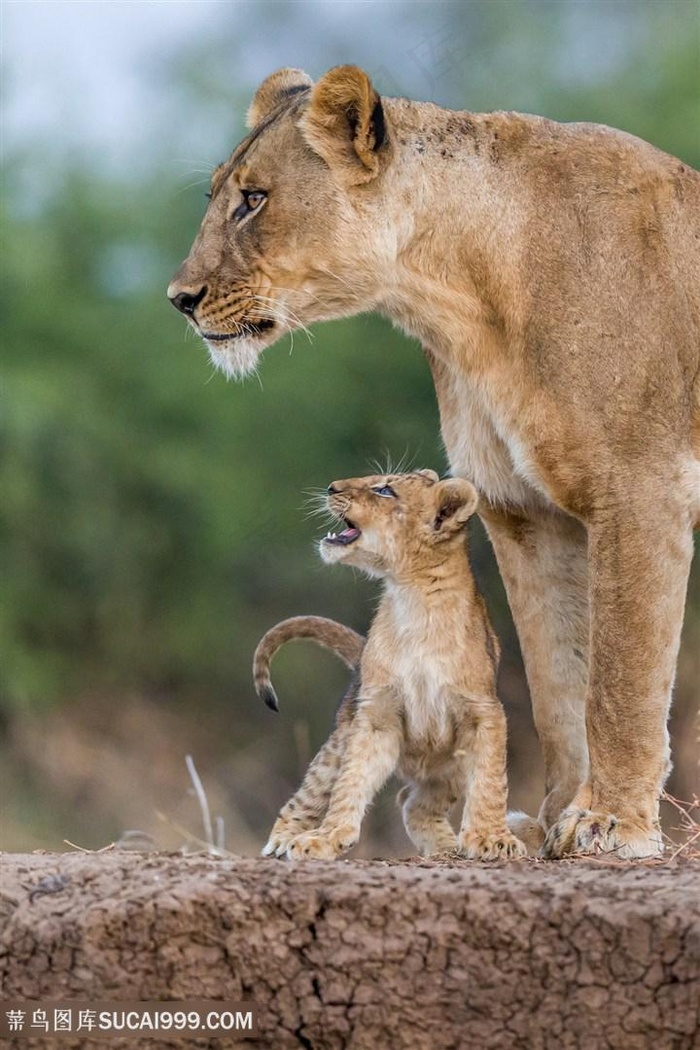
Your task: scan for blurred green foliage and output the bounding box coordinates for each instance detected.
[1,0,698,849]
[2,160,444,713]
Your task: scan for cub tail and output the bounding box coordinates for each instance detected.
[253,615,365,712]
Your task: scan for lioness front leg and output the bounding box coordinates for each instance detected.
[287,704,401,859]
[543,482,694,859]
[262,723,349,857]
[457,701,526,861]
[481,506,589,830]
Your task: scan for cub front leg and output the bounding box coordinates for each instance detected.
[287,701,401,859]
[262,722,350,857]
[456,700,526,861]
[544,482,694,859]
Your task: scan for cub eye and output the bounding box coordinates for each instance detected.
[372,485,397,498]
[232,189,267,222]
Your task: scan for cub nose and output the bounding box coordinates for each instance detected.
[167,284,207,316]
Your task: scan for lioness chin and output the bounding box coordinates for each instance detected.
[169,65,700,859]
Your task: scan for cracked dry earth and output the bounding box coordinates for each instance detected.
[0,852,698,1049]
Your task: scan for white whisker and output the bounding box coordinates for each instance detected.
[301,494,330,521]
[317,265,354,291]
[175,176,214,197]
[249,293,315,345]
[172,157,217,174]
[267,284,327,307]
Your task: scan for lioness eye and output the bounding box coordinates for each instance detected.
[244,190,266,211]
[232,190,267,223]
[372,485,397,498]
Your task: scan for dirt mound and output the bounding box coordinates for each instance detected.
[1,851,698,1049]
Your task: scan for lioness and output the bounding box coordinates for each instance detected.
[168,66,700,858]
[255,470,525,861]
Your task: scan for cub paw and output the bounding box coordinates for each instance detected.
[423,849,459,862]
[411,829,459,858]
[261,818,303,858]
[458,830,527,861]
[286,824,358,860]
[421,839,460,859]
[541,808,663,860]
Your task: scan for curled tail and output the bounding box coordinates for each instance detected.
[253,615,365,712]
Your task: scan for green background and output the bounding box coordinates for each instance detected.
[2,0,698,855]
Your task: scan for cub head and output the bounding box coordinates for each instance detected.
[319,471,479,580]
[167,65,393,379]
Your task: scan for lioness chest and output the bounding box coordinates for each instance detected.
[438,363,552,512]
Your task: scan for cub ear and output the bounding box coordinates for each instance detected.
[417,469,440,483]
[247,68,313,128]
[434,479,479,532]
[298,65,388,185]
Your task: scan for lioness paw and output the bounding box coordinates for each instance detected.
[286,824,358,860]
[458,830,527,861]
[542,808,663,860]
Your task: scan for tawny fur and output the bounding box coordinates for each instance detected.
[259,471,526,862]
[169,66,700,858]
[255,617,364,857]
[253,614,365,711]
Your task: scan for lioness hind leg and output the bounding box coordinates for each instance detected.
[262,723,349,857]
[480,506,590,830]
[398,781,459,857]
[543,483,693,859]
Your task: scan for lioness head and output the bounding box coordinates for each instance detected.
[320,471,479,580]
[167,65,393,379]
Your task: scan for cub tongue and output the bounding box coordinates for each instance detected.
[325,524,361,545]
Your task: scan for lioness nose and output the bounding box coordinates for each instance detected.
[167,284,207,316]
[327,483,340,494]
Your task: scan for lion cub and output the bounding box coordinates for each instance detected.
[257,470,526,861]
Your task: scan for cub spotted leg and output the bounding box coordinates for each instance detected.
[544,481,694,858]
[456,701,526,860]
[398,781,459,857]
[287,702,401,859]
[480,505,590,831]
[262,722,349,857]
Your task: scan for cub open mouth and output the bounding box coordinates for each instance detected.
[324,520,361,546]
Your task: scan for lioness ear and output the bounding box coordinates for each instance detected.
[299,65,388,185]
[434,479,479,531]
[247,68,313,128]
